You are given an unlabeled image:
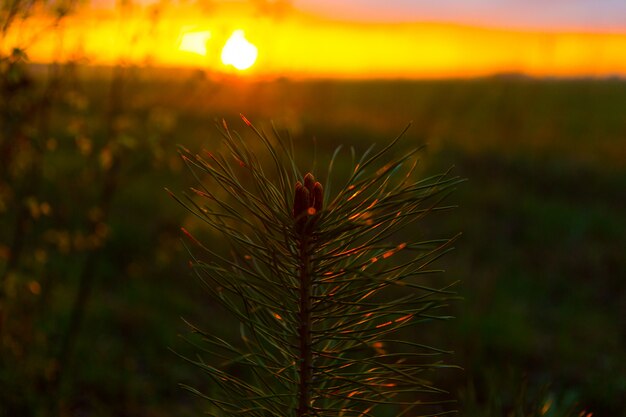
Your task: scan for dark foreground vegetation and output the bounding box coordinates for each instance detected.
[1,61,625,416]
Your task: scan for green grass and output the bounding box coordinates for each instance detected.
[1,67,625,416]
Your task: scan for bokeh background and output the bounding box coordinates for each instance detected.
[1,1,625,416]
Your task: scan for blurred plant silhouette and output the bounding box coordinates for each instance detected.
[1,3,77,413]
[173,118,462,416]
[1,2,181,415]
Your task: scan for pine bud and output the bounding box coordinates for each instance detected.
[293,181,308,219]
[303,173,315,192]
[293,173,323,233]
[312,182,323,212]
[303,173,316,207]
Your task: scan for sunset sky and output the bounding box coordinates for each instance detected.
[5,0,626,78]
[296,0,626,31]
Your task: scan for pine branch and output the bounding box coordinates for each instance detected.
[173,117,463,417]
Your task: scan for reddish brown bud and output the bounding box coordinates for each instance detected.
[294,174,323,234]
[301,187,310,210]
[304,173,315,192]
[312,182,323,212]
[293,181,307,219]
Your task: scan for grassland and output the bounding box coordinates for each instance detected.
[1,66,625,416]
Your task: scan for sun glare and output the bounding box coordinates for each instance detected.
[178,30,211,56]
[221,30,258,70]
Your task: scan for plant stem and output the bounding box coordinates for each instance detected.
[297,235,312,417]
[46,155,120,416]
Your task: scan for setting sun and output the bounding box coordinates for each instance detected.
[221,30,258,71]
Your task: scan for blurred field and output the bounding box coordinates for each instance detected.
[1,63,626,416]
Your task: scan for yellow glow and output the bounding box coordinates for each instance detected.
[3,2,626,78]
[221,30,258,70]
[178,30,211,56]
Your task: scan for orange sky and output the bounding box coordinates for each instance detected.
[4,1,626,78]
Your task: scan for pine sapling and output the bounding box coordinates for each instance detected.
[171,117,462,417]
